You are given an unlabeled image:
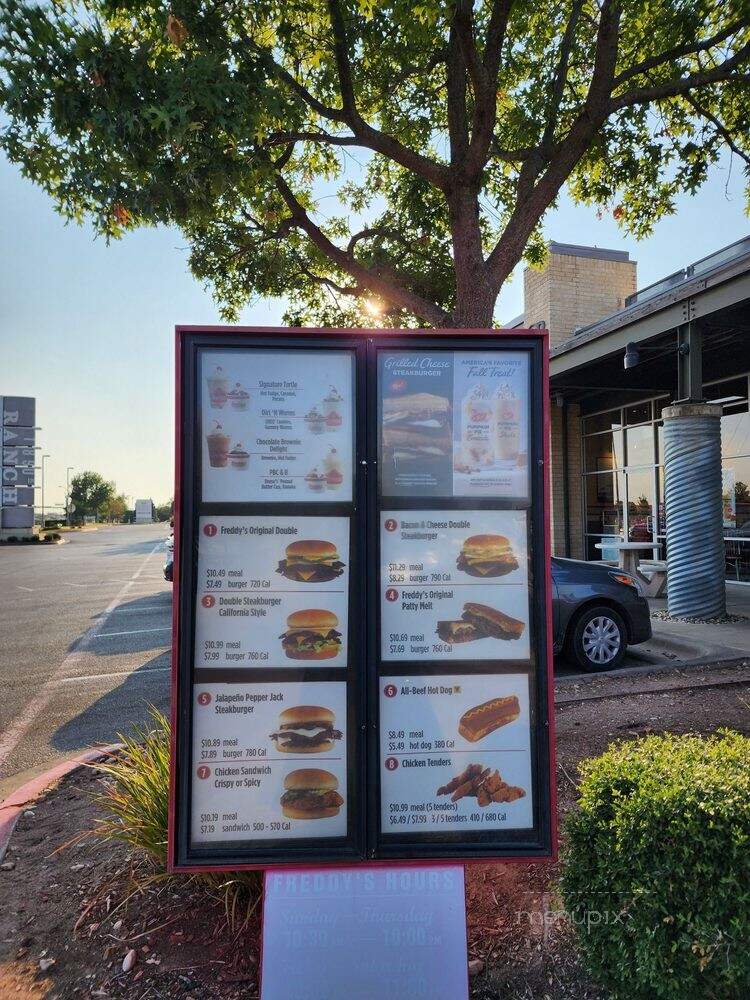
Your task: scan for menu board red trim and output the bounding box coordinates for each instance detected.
[169,326,557,872]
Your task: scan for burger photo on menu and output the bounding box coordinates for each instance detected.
[456,534,519,577]
[436,602,525,644]
[382,393,452,468]
[280,768,344,819]
[276,540,346,583]
[269,706,343,754]
[279,609,342,660]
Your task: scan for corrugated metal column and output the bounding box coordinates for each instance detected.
[662,402,725,618]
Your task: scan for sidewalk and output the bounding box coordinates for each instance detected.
[630,582,749,672]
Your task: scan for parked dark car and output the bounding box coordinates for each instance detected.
[552,557,652,671]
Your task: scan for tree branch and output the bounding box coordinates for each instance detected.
[483,0,514,80]
[610,44,750,111]
[540,0,583,155]
[614,19,748,87]
[324,0,451,190]
[685,93,750,167]
[486,0,622,292]
[273,171,451,325]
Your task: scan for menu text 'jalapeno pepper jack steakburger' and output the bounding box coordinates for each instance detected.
[382,392,452,462]
[280,769,344,820]
[269,706,343,753]
[436,602,525,644]
[456,534,518,577]
[276,539,345,583]
[279,609,342,660]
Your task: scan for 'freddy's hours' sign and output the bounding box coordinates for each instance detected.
[169,327,556,870]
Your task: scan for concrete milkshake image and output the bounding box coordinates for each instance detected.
[206,422,231,468]
[206,366,230,409]
[493,383,522,465]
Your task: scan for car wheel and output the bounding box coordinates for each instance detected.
[568,605,626,671]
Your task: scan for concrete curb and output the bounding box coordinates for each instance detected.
[0,745,120,864]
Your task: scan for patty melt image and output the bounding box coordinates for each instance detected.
[436,602,525,644]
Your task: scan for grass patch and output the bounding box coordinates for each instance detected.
[90,707,261,931]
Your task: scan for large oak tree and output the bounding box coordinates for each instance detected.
[1,0,749,327]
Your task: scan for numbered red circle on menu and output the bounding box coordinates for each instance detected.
[383,684,397,698]
[384,757,399,771]
[197,765,211,780]
[385,588,399,602]
[384,518,398,532]
[197,692,212,706]
[203,523,218,537]
[201,595,215,608]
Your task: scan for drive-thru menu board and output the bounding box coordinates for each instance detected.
[171,329,555,870]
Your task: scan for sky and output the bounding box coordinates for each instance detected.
[1,151,748,510]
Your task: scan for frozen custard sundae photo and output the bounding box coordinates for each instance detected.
[227,382,249,410]
[206,422,231,468]
[206,365,229,409]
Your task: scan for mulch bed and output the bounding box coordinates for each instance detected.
[2,662,749,1000]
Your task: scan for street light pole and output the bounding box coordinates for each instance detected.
[66,466,74,526]
[40,453,50,527]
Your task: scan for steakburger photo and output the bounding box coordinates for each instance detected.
[279,609,342,660]
[280,768,344,819]
[456,534,518,577]
[269,706,342,753]
[277,539,345,583]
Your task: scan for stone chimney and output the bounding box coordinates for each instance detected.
[524,242,637,349]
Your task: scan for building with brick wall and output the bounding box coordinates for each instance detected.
[523,236,750,614]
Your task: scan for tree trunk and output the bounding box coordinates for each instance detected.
[449,185,496,329]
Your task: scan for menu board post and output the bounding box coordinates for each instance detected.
[170,327,556,871]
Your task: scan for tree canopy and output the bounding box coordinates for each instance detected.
[69,470,115,520]
[1,0,749,327]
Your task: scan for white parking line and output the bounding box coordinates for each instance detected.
[110,605,171,614]
[97,627,171,637]
[0,541,164,772]
[57,667,171,684]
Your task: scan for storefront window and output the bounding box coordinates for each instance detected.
[625,424,655,468]
[582,380,750,580]
[584,430,623,473]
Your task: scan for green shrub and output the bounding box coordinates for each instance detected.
[92,707,261,928]
[561,731,750,1000]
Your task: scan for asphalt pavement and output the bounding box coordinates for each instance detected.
[0,523,172,798]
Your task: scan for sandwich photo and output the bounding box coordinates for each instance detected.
[277,539,345,583]
[279,609,342,660]
[458,696,521,742]
[436,602,525,644]
[382,392,452,462]
[456,534,518,577]
[269,706,342,753]
[280,768,344,820]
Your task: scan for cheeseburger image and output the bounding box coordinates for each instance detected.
[436,602,525,644]
[279,609,342,660]
[269,706,342,753]
[456,534,518,577]
[280,768,344,820]
[277,539,345,583]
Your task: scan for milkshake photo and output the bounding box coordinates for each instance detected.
[460,385,495,468]
[206,422,231,468]
[206,365,229,409]
[493,383,522,465]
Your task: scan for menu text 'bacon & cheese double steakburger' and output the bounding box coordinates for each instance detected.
[279,609,342,660]
[456,534,518,577]
[280,769,344,819]
[277,539,345,583]
[269,706,342,753]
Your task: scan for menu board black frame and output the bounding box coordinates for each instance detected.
[170,327,556,871]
